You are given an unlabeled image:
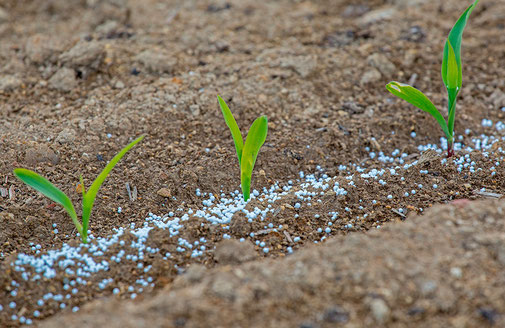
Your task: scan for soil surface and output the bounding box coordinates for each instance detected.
[40,199,505,328]
[0,0,504,326]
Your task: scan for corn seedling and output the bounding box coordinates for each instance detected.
[386,0,478,157]
[13,135,144,243]
[218,95,268,201]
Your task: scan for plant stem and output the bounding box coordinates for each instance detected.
[447,143,454,158]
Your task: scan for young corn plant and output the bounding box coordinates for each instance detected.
[13,135,144,243]
[218,95,268,202]
[386,0,479,157]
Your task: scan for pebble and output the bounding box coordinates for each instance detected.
[24,144,60,165]
[0,75,22,91]
[189,104,201,116]
[25,34,65,64]
[55,127,77,144]
[279,55,318,78]
[59,41,105,76]
[49,68,77,92]
[450,267,462,278]
[360,68,382,84]
[358,7,396,25]
[214,239,256,265]
[114,80,125,89]
[369,298,390,323]
[367,53,396,77]
[419,280,438,296]
[95,20,120,36]
[135,49,177,74]
[489,89,505,108]
[156,188,172,198]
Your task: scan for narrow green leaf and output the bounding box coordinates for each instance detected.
[217,95,244,164]
[447,80,460,141]
[13,168,82,232]
[441,0,479,89]
[241,115,268,201]
[81,135,144,233]
[445,40,460,127]
[445,41,459,90]
[386,82,450,139]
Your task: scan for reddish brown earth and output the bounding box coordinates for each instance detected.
[0,0,504,326]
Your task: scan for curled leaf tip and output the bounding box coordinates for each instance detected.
[389,84,401,92]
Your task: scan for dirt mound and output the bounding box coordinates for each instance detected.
[40,198,505,327]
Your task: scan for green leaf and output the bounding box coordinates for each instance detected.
[445,40,460,137]
[241,115,268,201]
[446,41,460,140]
[441,0,479,90]
[386,82,450,139]
[218,95,244,165]
[81,135,144,235]
[13,168,81,233]
[445,41,459,90]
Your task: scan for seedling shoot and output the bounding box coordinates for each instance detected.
[386,0,479,157]
[14,135,144,243]
[218,95,268,201]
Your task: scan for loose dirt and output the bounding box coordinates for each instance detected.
[0,0,504,326]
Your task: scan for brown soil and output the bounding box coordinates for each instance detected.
[0,0,504,326]
[39,198,505,328]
